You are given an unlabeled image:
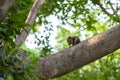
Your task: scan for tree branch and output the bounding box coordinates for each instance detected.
[98,2,120,22]
[37,24,120,79]
[15,0,45,47]
[98,2,112,16]
[0,0,16,20]
[109,0,119,16]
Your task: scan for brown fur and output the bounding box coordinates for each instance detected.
[67,36,80,46]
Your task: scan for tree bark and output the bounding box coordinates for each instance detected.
[15,0,45,47]
[1,0,120,79]
[37,24,120,79]
[0,0,16,20]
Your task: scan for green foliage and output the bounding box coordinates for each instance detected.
[0,0,120,79]
[0,47,40,80]
[91,0,100,5]
[0,0,40,79]
[33,24,53,56]
[0,0,33,48]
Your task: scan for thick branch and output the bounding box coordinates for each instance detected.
[37,24,120,78]
[15,0,45,47]
[0,0,15,19]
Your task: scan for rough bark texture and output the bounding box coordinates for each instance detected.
[37,24,120,78]
[0,0,15,19]
[1,0,120,79]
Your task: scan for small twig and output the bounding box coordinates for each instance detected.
[109,0,116,14]
[98,2,112,16]
[98,1,120,23]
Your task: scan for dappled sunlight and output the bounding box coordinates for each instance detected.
[87,34,106,46]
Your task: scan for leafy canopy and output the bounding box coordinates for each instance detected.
[0,0,120,80]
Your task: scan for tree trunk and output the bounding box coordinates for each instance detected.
[37,24,120,79]
[0,0,15,19]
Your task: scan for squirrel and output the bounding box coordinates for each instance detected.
[67,36,80,46]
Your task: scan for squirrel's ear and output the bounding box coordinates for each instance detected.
[68,36,71,38]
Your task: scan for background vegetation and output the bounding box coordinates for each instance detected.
[0,0,120,80]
